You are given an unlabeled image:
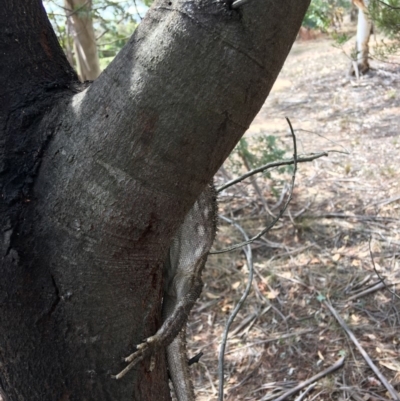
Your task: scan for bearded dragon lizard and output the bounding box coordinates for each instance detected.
[114,183,217,401]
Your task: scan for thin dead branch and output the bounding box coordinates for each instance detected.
[303,213,400,223]
[217,152,327,194]
[266,356,345,401]
[218,215,254,401]
[213,118,299,254]
[376,0,400,9]
[226,328,314,353]
[369,239,400,300]
[323,299,400,400]
[294,383,317,401]
[345,281,387,302]
[369,195,400,207]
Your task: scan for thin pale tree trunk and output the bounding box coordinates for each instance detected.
[65,0,101,80]
[352,0,372,74]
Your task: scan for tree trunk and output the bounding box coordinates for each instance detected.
[0,0,310,400]
[64,0,101,81]
[352,0,372,74]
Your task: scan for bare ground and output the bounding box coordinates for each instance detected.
[188,37,400,401]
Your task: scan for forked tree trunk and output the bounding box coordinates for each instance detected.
[64,0,101,80]
[0,0,310,400]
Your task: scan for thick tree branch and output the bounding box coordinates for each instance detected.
[0,1,311,400]
[57,0,311,213]
[0,0,77,111]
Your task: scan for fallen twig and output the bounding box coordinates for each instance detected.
[346,274,372,293]
[307,390,324,401]
[323,299,400,400]
[369,195,400,207]
[229,312,257,337]
[271,243,317,259]
[266,356,345,401]
[369,239,400,300]
[303,213,400,222]
[345,281,387,302]
[228,357,264,391]
[295,383,317,401]
[226,329,314,354]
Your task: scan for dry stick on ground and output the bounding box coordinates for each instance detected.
[307,390,324,401]
[370,195,400,207]
[292,199,313,218]
[323,299,400,400]
[294,383,317,401]
[265,356,345,401]
[225,329,314,354]
[304,213,400,223]
[345,281,387,302]
[229,312,257,337]
[217,215,254,401]
[347,274,373,293]
[213,118,301,254]
[227,357,264,392]
[369,238,400,300]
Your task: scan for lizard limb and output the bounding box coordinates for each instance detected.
[114,183,217,397]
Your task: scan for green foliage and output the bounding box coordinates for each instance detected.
[331,32,350,45]
[373,38,400,61]
[227,134,291,196]
[366,0,400,61]
[370,0,400,37]
[96,19,137,61]
[234,135,288,176]
[303,0,333,30]
[303,0,352,31]
[44,0,146,69]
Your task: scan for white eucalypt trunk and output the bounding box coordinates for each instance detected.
[351,0,372,75]
[64,0,101,81]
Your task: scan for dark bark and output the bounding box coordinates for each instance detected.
[0,0,310,400]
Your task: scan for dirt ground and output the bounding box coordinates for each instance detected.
[188,36,400,401]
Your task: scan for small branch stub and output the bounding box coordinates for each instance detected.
[231,0,254,9]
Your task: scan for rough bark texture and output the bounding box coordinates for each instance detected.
[0,0,310,400]
[64,0,102,81]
